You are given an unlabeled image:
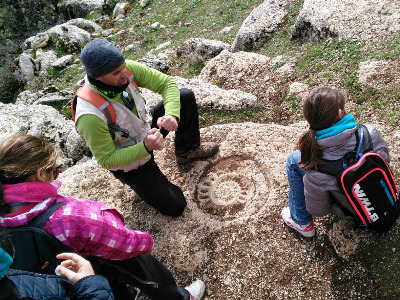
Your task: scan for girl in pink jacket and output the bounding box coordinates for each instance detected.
[0,135,204,300]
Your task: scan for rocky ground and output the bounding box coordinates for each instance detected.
[59,120,400,300]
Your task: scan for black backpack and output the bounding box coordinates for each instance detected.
[316,125,400,232]
[6,202,73,274]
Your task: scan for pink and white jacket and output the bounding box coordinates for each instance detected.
[0,181,153,260]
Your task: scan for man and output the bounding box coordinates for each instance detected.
[74,38,218,217]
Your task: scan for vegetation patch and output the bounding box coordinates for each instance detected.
[198,106,265,127]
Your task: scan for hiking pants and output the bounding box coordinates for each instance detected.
[95,254,191,300]
[111,156,186,216]
[151,88,201,156]
[111,88,201,217]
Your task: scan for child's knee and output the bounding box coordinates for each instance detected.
[286,150,301,167]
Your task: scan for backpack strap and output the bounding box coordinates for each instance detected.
[27,202,67,228]
[126,69,140,93]
[316,124,373,176]
[355,124,373,158]
[73,87,117,125]
[72,87,131,138]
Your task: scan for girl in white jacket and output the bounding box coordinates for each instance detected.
[282,87,390,237]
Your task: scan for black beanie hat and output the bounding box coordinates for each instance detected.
[81,39,125,78]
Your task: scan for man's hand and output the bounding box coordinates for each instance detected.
[157,115,178,132]
[144,128,164,151]
[56,253,95,285]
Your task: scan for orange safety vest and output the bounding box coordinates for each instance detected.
[71,69,140,137]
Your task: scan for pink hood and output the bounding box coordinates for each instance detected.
[3,181,59,204]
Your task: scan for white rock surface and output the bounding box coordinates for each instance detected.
[0,103,89,163]
[292,0,400,41]
[232,0,292,51]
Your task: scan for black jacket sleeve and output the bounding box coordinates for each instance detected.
[73,275,115,300]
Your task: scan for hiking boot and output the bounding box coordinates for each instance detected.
[281,207,315,238]
[176,142,219,165]
[185,279,205,300]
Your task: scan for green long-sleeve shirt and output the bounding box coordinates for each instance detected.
[76,60,180,169]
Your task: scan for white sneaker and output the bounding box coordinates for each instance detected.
[281,207,315,237]
[185,279,205,300]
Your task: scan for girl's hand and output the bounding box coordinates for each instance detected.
[56,252,95,285]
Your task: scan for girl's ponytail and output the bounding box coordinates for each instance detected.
[297,129,322,170]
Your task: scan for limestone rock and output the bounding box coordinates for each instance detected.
[64,128,91,163]
[58,0,104,19]
[16,21,92,84]
[177,38,232,59]
[358,59,400,89]
[51,55,75,70]
[113,2,131,18]
[199,50,271,93]
[58,158,135,212]
[34,49,58,76]
[232,0,292,51]
[23,23,91,53]
[0,103,89,163]
[115,14,125,21]
[137,54,169,73]
[13,51,36,83]
[292,0,400,42]
[178,77,258,110]
[124,41,141,52]
[15,90,43,105]
[34,92,73,106]
[102,29,114,37]
[65,18,102,33]
[150,22,161,30]
[198,49,305,124]
[140,76,258,110]
[152,41,172,53]
[289,82,310,100]
[47,24,91,53]
[23,33,50,50]
[145,41,174,60]
[16,88,73,106]
[140,0,149,8]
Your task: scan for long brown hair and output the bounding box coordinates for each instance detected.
[0,135,57,214]
[297,87,346,170]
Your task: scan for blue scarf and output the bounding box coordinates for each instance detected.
[0,247,13,278]
[315,114,357,141]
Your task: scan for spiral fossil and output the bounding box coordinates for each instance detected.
[194,155,270,222]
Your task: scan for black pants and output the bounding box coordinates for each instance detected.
[112,156,186,216]
[151,88,201,155]
[94,254,190,300]
[111,88,201,217]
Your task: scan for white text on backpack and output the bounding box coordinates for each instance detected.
[354,183,379,222]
